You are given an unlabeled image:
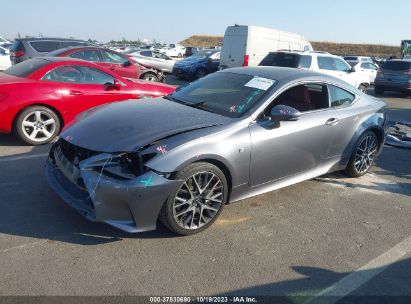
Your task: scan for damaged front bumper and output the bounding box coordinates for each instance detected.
[45,143,181,233]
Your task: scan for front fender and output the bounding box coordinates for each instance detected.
[143,123,252,188]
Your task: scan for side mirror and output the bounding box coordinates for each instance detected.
[104,79,121,91]
[349,67,356,73]
[121,60,132,67]
[270,105,301,122]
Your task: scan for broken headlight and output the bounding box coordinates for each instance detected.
[100,153,156,180]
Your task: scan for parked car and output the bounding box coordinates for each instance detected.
[129,50,175,73]
[374,60,411,95]
[259,51,370,92]
[343,56,373,66]
[0,57,175,145]
[173,50,220,80]
[352,62,379,84]
[9,37,93,65]
[0,46,11,70]
[46,67,386,235]
[159,45,186,58]
[403,55,411,60]
[185,47,201,57]
[49,46,164,82]
[0,36,12,46]
[220,25,313,69]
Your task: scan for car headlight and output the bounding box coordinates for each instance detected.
[99,152,156,180]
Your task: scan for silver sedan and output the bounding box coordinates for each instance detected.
[129,50,175,73]
[46,67,387,235]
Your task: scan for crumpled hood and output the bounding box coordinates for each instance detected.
[60,98,231,153]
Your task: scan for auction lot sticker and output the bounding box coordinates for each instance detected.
[245,76,275,90]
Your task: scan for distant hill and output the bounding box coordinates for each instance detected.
[179,35,400,57]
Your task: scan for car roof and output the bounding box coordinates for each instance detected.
[34,57,90,63]
[15,37,88,42]
[224,66,355,90]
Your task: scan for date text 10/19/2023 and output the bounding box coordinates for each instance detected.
[149,296,258,303]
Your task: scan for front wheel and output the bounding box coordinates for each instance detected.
[345,131,379,177]
[194,68,207,80]
[14,106,60,145]
[358,84,368,94]
[159,162,228,235]
[141,73,159,82]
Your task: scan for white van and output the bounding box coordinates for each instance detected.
[220,25,313,69]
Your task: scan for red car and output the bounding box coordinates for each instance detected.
[49,46,164,82]
[0,57,175,145]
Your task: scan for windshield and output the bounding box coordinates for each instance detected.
[259,53,300,68]
[169,72,275,118]
[3,58,50,77]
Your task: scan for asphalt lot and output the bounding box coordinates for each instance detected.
[0,79,410,302]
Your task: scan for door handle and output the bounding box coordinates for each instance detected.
[68,90,84,96]
[325,118,340,126]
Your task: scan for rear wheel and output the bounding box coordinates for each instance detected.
[159,162,228,235]
[14,106,60,145]
[374,86,384,95]
[345,131,379,177]
[141,73,159,82]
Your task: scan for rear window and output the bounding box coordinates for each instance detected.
[60,41,88,48]
[29,41,61,52]
[344,56,358,61]
[259,53,300,68]
[383,61,411,71]
[3,58,49,77]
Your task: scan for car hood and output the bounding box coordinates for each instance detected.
[60,98,231,153]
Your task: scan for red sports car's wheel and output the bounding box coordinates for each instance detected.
[15,106,60,145]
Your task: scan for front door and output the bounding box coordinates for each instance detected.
[249,83,342,186]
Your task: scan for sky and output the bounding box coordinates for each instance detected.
[1,0,410,46]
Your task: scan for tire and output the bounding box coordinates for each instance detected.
[141,73,159,82]
[14,106,60,145]
[358,84,368,94]
[374,86,384,95]
[345,131,379,178]
[194,68,207,80]
[159,162,228,235]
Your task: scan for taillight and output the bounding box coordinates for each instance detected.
[242,55,249,67]
[11,51,24,57]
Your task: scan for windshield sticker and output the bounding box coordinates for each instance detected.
[244,76,275,91]
[229,105,240,113]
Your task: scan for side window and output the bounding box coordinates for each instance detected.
[102,50,127,64]
[299,55,312,68]
[265,83,329,115]
[334,58,351,72]
[70,50,101,62]
[0,48,5,55]
[140,51,152,57]
[329,85,355,107]
[42,66,83,83]
[42,65,115,85]
[360,63,368,69]
[78,66,115,84]
[29,41,61,52]
[317,57,335,70]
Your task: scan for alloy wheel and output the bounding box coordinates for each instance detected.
[354,134,378,174]
[173,171,224,230]
[21,110,56,142]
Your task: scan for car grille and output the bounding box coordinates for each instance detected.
[59,139,99,164]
